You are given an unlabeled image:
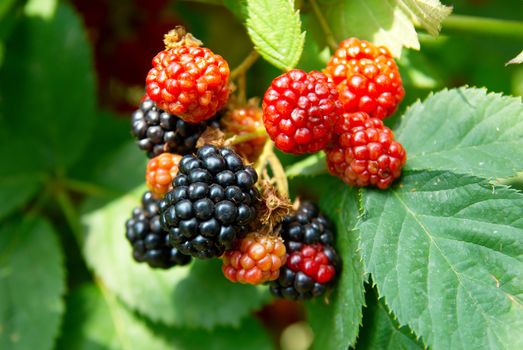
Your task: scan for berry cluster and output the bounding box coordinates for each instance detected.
[262,38,407,189]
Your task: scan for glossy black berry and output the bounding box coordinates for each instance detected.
[131,98,221,158]
[280,201,334,252]
[160,145,259,259]
[125,191,192,269]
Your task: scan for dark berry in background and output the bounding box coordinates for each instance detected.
[125,191,192,269]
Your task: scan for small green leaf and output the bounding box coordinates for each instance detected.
[285,152,327,178]
[359,171,523,350]
[397,0,452,36]
[57,284,172,350]
[0,216,65,350]
[306,182,365,349]
[507,50,523,65]
[356,288,424,350]
[246,0,305,70]
[83,187,269,328]
[316,0,420,56]
[0,2,96,173]
[0,174,44,221]
[396,87,523,178]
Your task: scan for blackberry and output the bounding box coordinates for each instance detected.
[280,201,335,252]
[159,145,259,259]
[131,98,220,158]
[270,202,340,300]
[125,191,192,269]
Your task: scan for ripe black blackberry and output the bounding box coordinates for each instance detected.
[125,191,192,269]
[269,202,340,300]
[160,145,259,259]
[131,98,221,158]
[280,201,335,252]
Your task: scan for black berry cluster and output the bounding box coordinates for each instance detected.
[159,145,259,259]
[270,202,340,300]
[131,98,220,158]
[125,191,192,269]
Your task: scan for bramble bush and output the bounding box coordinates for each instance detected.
[1,0,523,349]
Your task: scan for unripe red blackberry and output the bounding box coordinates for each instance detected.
[324,38,404,120]
[326,112,406,189]
[146,153,182,199]
[270,244,339,301]
[262,69,341,154]
[146,28,230,123]
[159,145,259,259]
[125,191,192,269]
[270,201,340,300]
[222,233,286,285]
[221,105,267,162]
[131,98,220,158]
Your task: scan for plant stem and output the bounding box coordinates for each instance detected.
[63,178,116,197]
[230,50,260,80]
[267,149,289,198]
[309,0,338,51]
[441,14,523,39]
[228,127,267,145]
[55,189,84,246]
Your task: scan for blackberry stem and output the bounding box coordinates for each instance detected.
[309,0,338,51]
[55,189,84,246]
[440,15,523,39]
[255,141,289,198]
[230,50,260,80]
[228,127,267,145]
[62,178,116,197]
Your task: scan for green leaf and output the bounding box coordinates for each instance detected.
[507,50,523,65]
[0,2,96,173]
[285,152,327,178]
[83,187,269,329]
[316,0,420,56]
[246,0,305,70]
[306,182,365,349]
[356,288,424,350]
[0,174,44,221]
[397,87,523,178]
[57,284,171,350]
[223,0,247,20]
[397,0,452,36]
[358,171,523,350]
[0,216,65,350]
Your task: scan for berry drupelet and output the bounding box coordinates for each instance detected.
[159,145,259,259]
[146,153,182,199]
[125,191,192,269]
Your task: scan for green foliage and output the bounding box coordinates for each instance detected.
[245,0,305,70]
[306,182,365,349]
[0,217,65,350]
[396,88,523,178]
[83,187,269,329]
[359,171,523,350]
[508,50,523,65]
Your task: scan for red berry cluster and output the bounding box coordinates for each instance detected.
[287,244,336,284]
[326,112,406,189]
[262,38,407,189]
